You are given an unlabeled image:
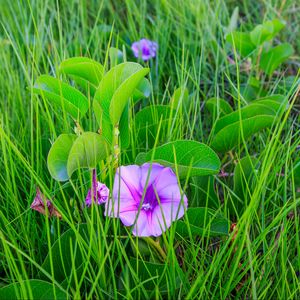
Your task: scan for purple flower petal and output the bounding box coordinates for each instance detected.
[85,172,109,207]
[105,163,188,237]
[131,38,158,61]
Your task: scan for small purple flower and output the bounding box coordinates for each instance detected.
[105,163,188,237]
[131,38,158,61]
[85,170,109,207]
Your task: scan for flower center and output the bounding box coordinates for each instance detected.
[141,184,158,211]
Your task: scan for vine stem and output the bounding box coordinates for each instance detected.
[143,237,167,262]
[113,123,120,168]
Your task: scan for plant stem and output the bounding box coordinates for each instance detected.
[143,237,167,262]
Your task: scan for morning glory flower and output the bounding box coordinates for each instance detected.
[105,163,188,237]
[31,188,61,218]
[131,38,158,61]
[85,169,109,207]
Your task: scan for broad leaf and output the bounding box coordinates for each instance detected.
[141,140,221,178]
[170,87,189,108]
[40,224,88,283]
[67,132,110,178]
[175,207,229,237]
[133,78,151,102]
[0,280,68,300]
[189,176,220,208]
[47,134,77,181]
[226,31,256,57]
[121,258,189,297]
[260,43,294,75]
[109,47,123,67]
[250,19,285,46]
[135,105,175,145]
[109,68,149,124]
[93,62,149,141]
[205,97,233,117]
[211,102,284,152]
[59,57,104,95]
[33,75,89,119]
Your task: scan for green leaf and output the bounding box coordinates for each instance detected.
[175,207,229,237]
[119,104,130,149]
[0,280,68,300]
[250,19,285,46]
[142,140,221,178]
[135,105,175,145]
[226,31,256,57]
[189,176,220,208]
[47,134,77,181]
[94,62,147,121]
[260,43,294,75]
[33,75,89,119]
[133,78,151,102]
[109,68,149,124]
[40,224,88,283]
[109,47,124,67]
[59,57,104,95]
[205,97,233,117]
[211,102,283,152]
[135,152,147,165]
[67,132,110,178]
[121,258,189,296]
[170,87,189,108]
[93,62,149,141]
[225,7,239,35]
[252,94,288,112]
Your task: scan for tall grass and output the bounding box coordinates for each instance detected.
[0,0,299,299]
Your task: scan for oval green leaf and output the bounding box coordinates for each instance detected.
[0,280,68,300]
[175,207,229,237]
[143,140,221,178]
[211,101,284,152]
[109,68,149,124]
[260,43,294,75]
[67,132,110,178]
[206,97,233,117]
[47,134,77,181]
[33,75,89,119]
[59,57,104,95]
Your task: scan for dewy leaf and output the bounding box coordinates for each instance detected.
[33,75,89,119]
[175,207,229,237]
[260,43,294,75]
[47,134,77,181]
[143,140,221,178]
[250,19,285,46]
[226,31,256,57]
[211,101,283,152]
[67,132,110,178]
[109,68,149,124]
[205,97,233,117]
[0,280,68,300]
[59,57,104,95]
